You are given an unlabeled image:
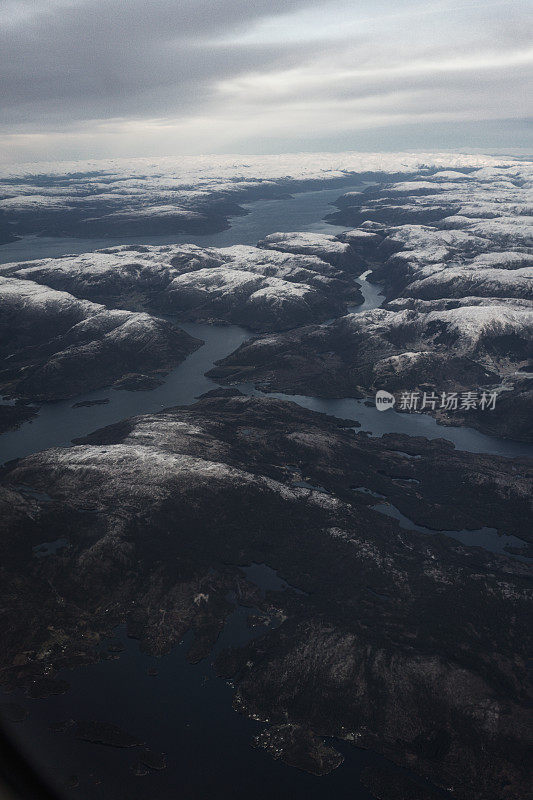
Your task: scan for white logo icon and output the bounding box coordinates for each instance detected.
[375,390,396,411]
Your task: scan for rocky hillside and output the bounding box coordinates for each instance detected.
[211,163,533,440]
[1,240,364,332]
[1,394,531,800]
[0,276,201,401]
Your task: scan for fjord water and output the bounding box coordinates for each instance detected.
[242,386,533,459]
[0,185,530,799]
[0,183,367,462]
[1,186,531,537]
[0,321,250,464]
[0,183,529,464]
[0,183,364,264]
[2,311,531,465]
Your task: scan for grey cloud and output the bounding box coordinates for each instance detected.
[1,0,322,127]
[0,0,530,157]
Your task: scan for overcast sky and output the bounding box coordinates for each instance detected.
[1,0,531,162]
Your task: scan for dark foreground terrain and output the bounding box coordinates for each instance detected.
[1,393,531,800]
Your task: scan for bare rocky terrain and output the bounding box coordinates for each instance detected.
[0,155,531,800]
[0,276,201,402]
[0,152,498,244]
[0,393,531,800]
[0,241,363,331]
[210,164,533,441]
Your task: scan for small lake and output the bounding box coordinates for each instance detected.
[369,501,530,562]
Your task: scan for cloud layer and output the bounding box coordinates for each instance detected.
[1,0,531,160]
